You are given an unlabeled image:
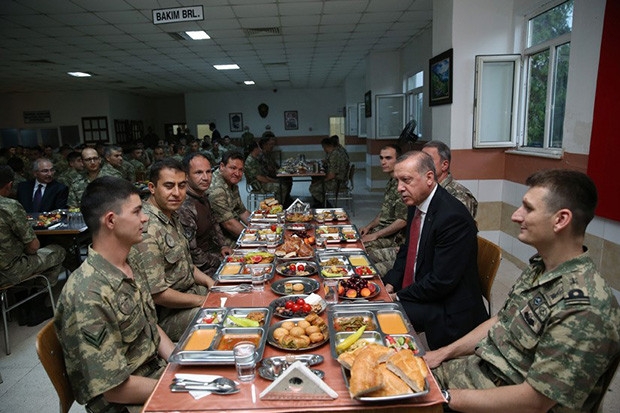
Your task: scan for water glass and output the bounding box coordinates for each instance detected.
[251,267,265,291]
[233,342,257,382]
[324,279,339,304]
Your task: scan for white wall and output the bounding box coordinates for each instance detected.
[184,88,344,139]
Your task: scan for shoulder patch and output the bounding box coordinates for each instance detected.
[81,324,107,350]
[565,288,591,306]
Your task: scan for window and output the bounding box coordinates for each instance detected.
[82,116,109,143]
[522,0,573,152]
[405,71,424,138]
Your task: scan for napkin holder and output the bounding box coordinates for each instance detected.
[286,198,310,213]
[260,361,338,400]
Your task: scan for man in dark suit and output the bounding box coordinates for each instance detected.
[17,157,68,212]
[384,151,488,350]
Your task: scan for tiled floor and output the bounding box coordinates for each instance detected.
[1,169,617,412]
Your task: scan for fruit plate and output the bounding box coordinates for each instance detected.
[275,261,318,277]
[267,317,329,351]
[271,277,320,295]
[269,294,326,318]
[339,281,381,300]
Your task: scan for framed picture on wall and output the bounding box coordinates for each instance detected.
[284,110,298,130]
[429,48,453,106]
[229,113,243,132]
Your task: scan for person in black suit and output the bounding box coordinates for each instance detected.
[16,158,68,212]
[384,151,488,350]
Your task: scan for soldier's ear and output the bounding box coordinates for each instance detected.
[102,210,116,229]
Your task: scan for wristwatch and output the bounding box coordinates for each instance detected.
[441,389,451,405]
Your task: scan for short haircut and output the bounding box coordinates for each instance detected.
[182,152,210,171]
[0,165,15,187]
[320,137,336,147]
[172,143,184,154]
[258,136,273,149]
[220,151,245,166]
[32,158,53,172]
[248,141,260,152]
[7,156,24,173]
[81,176,140,236]
[149,158,185,184]
[397,151,437,179]
[381,144,402,157]
[104,145,122,158]
[66,151,82,164]
[525,169,597,236]
[423,140,451,163]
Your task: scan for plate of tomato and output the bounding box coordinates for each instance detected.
[275,261,318,277]
[269,295,326,318]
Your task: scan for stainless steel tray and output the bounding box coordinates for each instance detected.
[340,366,430,401]
[316,224,359,243]
[169,306,272,365]
[316,250,377,279]
[237,224,283,247]
[326,302,425,359]
[313,208,349,223]
[215,250,276,283]
[249,211,279,223]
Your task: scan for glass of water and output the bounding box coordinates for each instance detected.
[251,266,265,291]
[233,342,257,382]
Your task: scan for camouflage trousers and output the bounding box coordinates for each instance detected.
[0,244,66,288]
[158,284,208,341]
[86,356,167,413]
[433,355,505,390]
[309,179,339,203]
[366,246,399,277]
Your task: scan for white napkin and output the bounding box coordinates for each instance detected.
[174,374,239,400]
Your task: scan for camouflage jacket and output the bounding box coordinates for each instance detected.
[54,247,161,407]
[377,177,408,238]
[177,188,227,274]
[100,162,124,180]
[477,252,620,412]
[56,167,82,188]
[326,146,350,182]
[68,172,100,208]
[207,169,248,245]
[441,173,478,218]
[244,154,263,189]
[0,196,36,274]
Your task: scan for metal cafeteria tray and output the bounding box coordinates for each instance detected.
[326,302,425,359]
[237,225,282,247]
[313,208,349,223]
[315,224,359,243]
[169,307,272,365]
[248,210,279,223]
[215,250,276,283]
[316,250,378,279]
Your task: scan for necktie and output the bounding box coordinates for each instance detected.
[32,183,43,212]
[402,208,422,288]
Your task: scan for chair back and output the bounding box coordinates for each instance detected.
[347,164,355,191]
[477,237,501,314]
[36,321,75,413]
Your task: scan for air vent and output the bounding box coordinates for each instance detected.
[243,27,281,36]
[168,32,185,40]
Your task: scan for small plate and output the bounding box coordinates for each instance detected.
[275,261,318,277]
[271,277,320,295]
[339,282,381,300]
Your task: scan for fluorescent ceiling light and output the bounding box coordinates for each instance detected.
[185,30,210,40]
[244,80,255,85]
[214,64,239,70]
[67,71,92,77]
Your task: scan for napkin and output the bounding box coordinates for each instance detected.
[174,374,239,400]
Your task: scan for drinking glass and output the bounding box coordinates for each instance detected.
[324,279,339,304]
[233,342,256,382]
[251,267,265,291]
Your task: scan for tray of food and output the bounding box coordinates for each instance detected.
[317,251,378,280]
[215,251,275,283]
[169,307,272,365]
[315,225,359,243]
[285,211,314,223]
[248,198,284,223]
[271,277,320,295]
[326,303,429,401]
[28,211,63,229]
[314,208,348,223]
[267,313,329,351]
[237,224,283,247]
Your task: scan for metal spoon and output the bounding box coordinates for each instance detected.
[170,377,239,394]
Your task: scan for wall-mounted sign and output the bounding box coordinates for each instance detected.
[153,6,204,25]
[24,110,51,123]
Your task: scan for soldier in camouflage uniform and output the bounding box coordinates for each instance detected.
[55,177,174,413]
[426,170,620,412]
[68,148,103,207]
[178,153,232,276]
[245,142,288,205]
[207,151,250,247]
[127,146,148,181]
[422,140,478,218]
[103,145,132,181]
[128,158,213,341]
[358,145,408,276]
[56,151,84,187]
[309,136,350,206]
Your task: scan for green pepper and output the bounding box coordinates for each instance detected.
[227,315,259,327]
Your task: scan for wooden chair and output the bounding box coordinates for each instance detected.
[1,273,55,354]
[325,164,355,215]
[477,237,501,314]
[36,321,75,413]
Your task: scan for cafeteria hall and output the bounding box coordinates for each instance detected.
[0,0,619,412]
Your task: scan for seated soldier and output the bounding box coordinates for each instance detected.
[55,176,174,413]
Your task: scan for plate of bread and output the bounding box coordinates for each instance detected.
[338,344,429,400]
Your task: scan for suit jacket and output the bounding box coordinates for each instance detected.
[16,179,69,213]
[384,185,488,349]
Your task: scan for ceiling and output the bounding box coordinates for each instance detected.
[0,0,433,97]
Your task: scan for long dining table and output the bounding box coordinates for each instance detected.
[142,215,444,413]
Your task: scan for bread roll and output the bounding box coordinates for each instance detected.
[349,346,383,397]
[386,350,427,392]
[366,364,413,397]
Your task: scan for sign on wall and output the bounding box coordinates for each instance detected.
[24,110,51,123]
[152,6,204,25]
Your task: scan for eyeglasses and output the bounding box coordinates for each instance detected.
[38,168,55,173]
[82,157,100,163]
